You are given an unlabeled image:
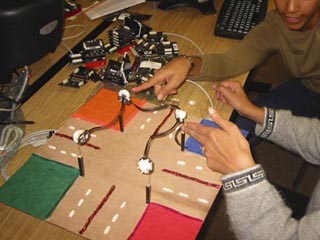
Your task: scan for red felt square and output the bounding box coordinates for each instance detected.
[129,203,203,240]
[72,88,145,130]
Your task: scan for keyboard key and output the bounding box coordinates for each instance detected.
[214,0,268,40]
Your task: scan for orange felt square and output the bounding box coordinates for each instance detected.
[72,88,146,130]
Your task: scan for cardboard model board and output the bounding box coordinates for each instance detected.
[0,88,221,239]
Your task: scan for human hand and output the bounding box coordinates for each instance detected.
[213,80,264,125]
[213,80,253,115]
[183,107,256,175]
[131,56,191,101]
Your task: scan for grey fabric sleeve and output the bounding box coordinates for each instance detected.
[222,165,320,240]
[222,164,265,193]
[255,108,320,165]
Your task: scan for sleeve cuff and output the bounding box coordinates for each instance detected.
[255,107,276,139]
[221,164,266,193]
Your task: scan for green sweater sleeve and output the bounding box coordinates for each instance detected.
[200,12,276,80]
[200,10,320,93]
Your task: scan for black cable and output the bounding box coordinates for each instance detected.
[77,100,126,145]
[143,120,180,158]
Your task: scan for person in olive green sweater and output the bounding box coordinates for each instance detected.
[132,0,320,136]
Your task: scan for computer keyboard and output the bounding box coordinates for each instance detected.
[214,0,268,40]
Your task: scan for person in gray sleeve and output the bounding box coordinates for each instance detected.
[183,80,320,239]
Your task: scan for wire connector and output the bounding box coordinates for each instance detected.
[137,157,154,175]
[73,129,90,145]
[118,89,131,104]
[175,109,187,122]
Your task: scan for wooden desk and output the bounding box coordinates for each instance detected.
[0,1,275,239]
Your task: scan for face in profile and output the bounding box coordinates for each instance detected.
[274,0,320,31]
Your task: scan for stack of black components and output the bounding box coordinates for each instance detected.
[64,14,181,88]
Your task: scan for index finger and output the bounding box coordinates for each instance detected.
[183,122,212,145]
[131,74,162,93]
[208,107,243,137]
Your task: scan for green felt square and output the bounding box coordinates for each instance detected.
[0,154,79,219]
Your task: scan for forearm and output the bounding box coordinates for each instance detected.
[239,104,265,125]
[180,50,264,81]
[222,165,319,239]
[176,55,203,78]
[184,15,274,81]
[188,55,202,77]
[255,109,320,165]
